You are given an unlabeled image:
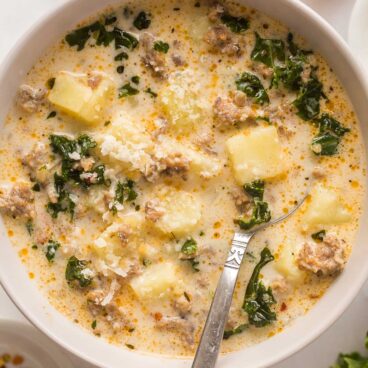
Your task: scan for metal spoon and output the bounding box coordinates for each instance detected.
[191,193,309,368]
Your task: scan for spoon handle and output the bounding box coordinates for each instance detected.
[192,232,253,368]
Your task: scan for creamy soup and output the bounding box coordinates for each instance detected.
[0,0,365,357]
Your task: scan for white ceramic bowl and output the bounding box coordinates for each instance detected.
[0,319,74,368]
[0,1,367,367]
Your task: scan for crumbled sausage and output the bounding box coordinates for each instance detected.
[312,166,325,180]
[297,234,347,276]
[155,316,194,345]
[208,3,225,22]
[87,73,103,89]
[152,117,169,138]
[213,97,252,128]
[0,183,34,218]
[145,200,165,222]
[270,277,289,298]
[116,224,132,245]
[171,53,186,66]
[17,84,46,113]
[173,293,192,316]
[231,90,247,107]
[22,143,47,171]
[140,32,167,79]
[230,187,252,212]
[204,25,242,56]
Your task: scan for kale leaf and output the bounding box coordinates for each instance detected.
[311,230,326,242]
[118,83,139,98]
[332,333,368,368]
[311,114,350,156]
[236,180,271,231]
[220,13,249,33]
[25,220,34,236]
[180,238,199,272]
[223,323,248,339]
[153,41,170,53]
[45,240,61,262]
[133,11,151,30]
[293,70,325,120]
[65,256,93,287]
[235,72,269,105]
[111,179,138,213]
[181,238,198,257]
[242,247,276,327]
[65,21,101,51]
[271,55,304,91]
[251,33,285,68]
[113,27,138,50]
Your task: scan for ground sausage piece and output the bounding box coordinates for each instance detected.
[208,3,225,22]
[204,25,242,56]
[213,97,252,128]
[140,32,167,79]
[297,234,347,276]
[173,293,192,316]
[145,200,165,222]
[17,84,46,113]
[0,183,34,218]
[230,187,252,212]
[155,316,194,345]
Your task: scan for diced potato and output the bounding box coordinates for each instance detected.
[130,262,180,299]
[98,113,155,173]
[159,70,210,131]
[226,125,287,184]
[303,185,351,227]
[93,212,144,266]
[275,243,306,285]
[48,71,114,125]
[152,187,202,236]
[184,147,222,178]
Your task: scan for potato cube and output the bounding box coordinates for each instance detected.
[130,262,179,299]
[226,125,287,184]
[151,187,202,236]
[275,243,306,284]
[48,71,114,125]
[159,70,210,131]
[303,185,351,227]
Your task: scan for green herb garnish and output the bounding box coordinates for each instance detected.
[133,11,151,30]
[220,13,249,33]
[311,230,326,242]
[111,179,138,213]
[65,256,93,287]
[118,83,139,98]
[114,51,129,61]
[236,180,271,231]
[181,238,198,257]
[293,69,325,121]
[46,77,56,89]
[223,323,248,339]
[47,111,57,119]
[251,33,285,68]
[153,41,170,53]
[235,72,269,105]
[25,220,34,235]
[145,88,158,98]
[131,75,140,84]
[91,320,97,329]
[45,240,60,262]
[243,247,276,327]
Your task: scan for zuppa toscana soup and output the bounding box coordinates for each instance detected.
[0,0,365,357]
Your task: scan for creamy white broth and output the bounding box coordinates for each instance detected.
[0,0,365,357]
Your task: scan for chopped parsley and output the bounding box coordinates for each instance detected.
[45,240,61,262]
[243,247,276,327]
[235,72,269,105]
[118,83,139,98]
[91,320,97,329]
[223,323,248,339]
[133,11,151,30]
[65,256,93,288]
[311,230,326,242]
[114,51,129,61]
[116,65,125,74]
[220,13,249,34]
[111,179,138,213]
[131,75,140,84]
[113,27,138,50]
[46,111,57,119]
[25,220,33,235]
[236,180,271,231]
[46,77,55,89]
[32,183,41,192]
[181,238,198,257]
[145,88,158,98]
[153,41,170,53]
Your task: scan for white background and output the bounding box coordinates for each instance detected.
[1,0,367,367]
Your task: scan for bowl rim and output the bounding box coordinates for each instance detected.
[0,0,368,367]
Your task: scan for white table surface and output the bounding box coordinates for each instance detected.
[1,0,367,367]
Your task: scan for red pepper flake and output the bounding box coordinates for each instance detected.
[280,302,287,312]
[153,312,162,321]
